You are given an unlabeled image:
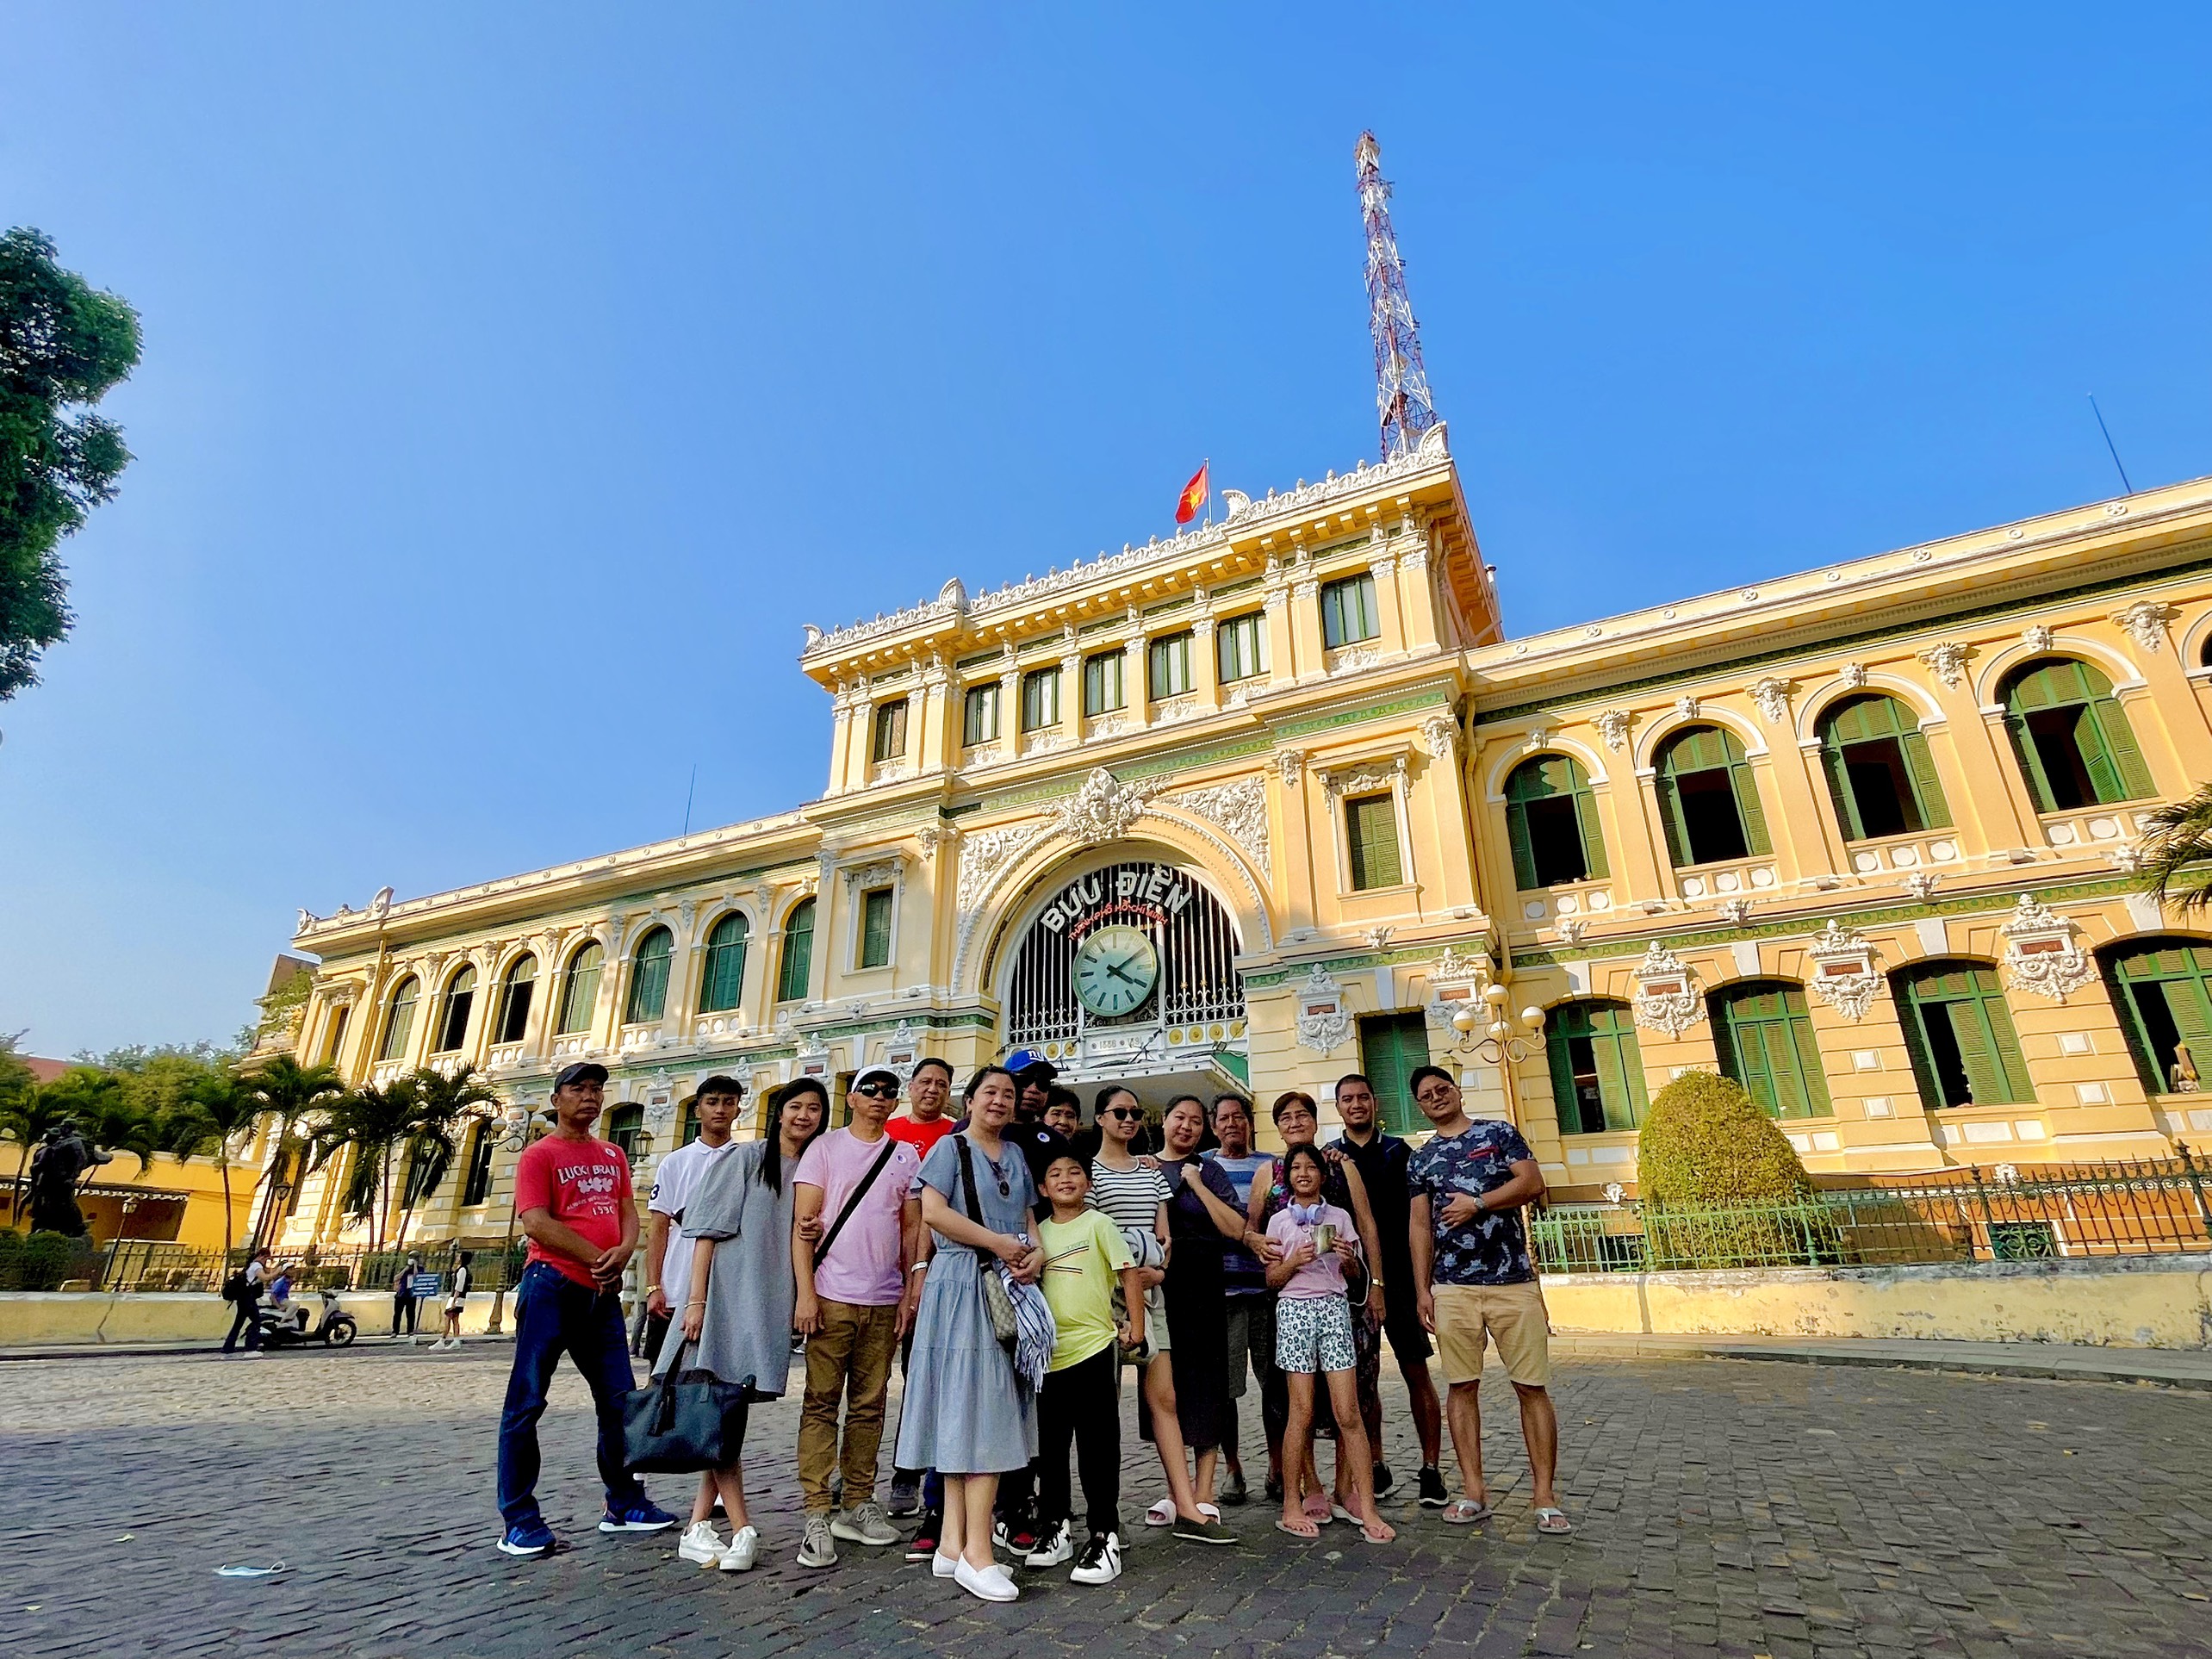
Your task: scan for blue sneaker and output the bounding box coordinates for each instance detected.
[498,1518,556,1556]
[599,1499,678,1533]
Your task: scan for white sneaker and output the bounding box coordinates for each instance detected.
[954,1557,1020,1602]
[830,1501,899,1547]
[718,1525,758,1571]
[1024,1521,1073,1568]
[931,1550,960,1579]
[1069,1531,1122,1586]
[677,1521,724,1566]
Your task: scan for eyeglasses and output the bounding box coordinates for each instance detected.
[1105,1107,1145,1122]
[854,1083,898,1099]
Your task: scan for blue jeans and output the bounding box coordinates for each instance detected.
[496,1262,645,1526]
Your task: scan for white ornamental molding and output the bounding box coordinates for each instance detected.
[1917,641,1973,690]
[1418,712,1460,762]
[2000,892,2095,1001]
[1593,709,1633,752]
[1292,965,1354,1054]
[1171,776,1269,873]
[915,822,956,857]
[1804,918,1884,1022]
[1901,871,1942,900]
[878,1020,922,1082]
[1837,662,1869,691]
[1434,943,1488,984]
[1715,897,1754,926]
[1631,941,1706,1039]
[1747,677,1793,724]
[1056,767,1153,845]
[1320,754,1410,800]
[2022,624,2055,653]
[1673,694,1701,722]
[1522,724,1556,755]
[954,824,1041,917]
[840,856,904,896]
[2110,600,2177,655]
[1556,917,1589,946]
[1275,748,1308,786]
[1327,647,1381,676]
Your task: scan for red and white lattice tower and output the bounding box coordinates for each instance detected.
[1354,131,1441,459]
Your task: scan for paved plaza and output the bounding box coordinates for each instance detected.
[3,1343,2208,1659]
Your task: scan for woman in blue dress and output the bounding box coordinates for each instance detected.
[895,1064,1044,1603]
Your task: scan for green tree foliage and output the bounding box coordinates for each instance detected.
[160,1069,268,1259]
[2139,782,2212,916]
[238,1054,345,1246]
[306,1066,500,1256]
[1,227,142,700]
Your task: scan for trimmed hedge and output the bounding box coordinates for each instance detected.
[1637,1069,1815,1205]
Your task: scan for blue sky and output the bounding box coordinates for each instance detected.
[3,4,2207,1056]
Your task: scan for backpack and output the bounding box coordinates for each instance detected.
[221,1270,251,1303]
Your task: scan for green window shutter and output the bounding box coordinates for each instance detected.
[2085,693,2154,801]
[1817,732,1863,840]
[1652,763,1691,868]
[557,947,602,1034]
[1590,1003,1646,1130]
[2004,704,2060,812]
[699,916,749,1013]
[1575,784,1610,879]
[1727,745,1773,855]
[379,981,419,1061]
[1359,1012,1432,1135]
[1505,796,1541,892]
[861,888,893,969]
[1716,985,1824,1119]
[625,929,673,1023]
[1896,980,1947,1110]
[1784,999,1832,1118]
[2165,974,2212,1089]
[778,900,815,1002]
[1544,1016,1582,1130]
[1345,793,1402,889]
[1898,727,1953,829]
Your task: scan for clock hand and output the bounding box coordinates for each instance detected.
[1105,960,1141,986]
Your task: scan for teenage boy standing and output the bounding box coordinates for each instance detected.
[1329,1072,1447,1506]
[1407,1065,1572,1537]
[495,1061,676,1556]
[642,1076,746,1366]
[790,1066,923,1569]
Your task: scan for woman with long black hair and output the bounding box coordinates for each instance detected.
[662,1078,827,1573]
[896,1065,1044,1603]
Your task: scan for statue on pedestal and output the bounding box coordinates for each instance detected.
[25,1124,109,1237]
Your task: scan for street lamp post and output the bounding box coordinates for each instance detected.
[484,1103,545,1337]
[1446,971,1547,1127]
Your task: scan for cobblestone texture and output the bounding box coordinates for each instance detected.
[3,1345,2208,1657]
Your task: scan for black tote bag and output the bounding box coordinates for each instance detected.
[621,1343,751,1474]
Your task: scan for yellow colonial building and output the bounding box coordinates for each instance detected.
[259,432,2212,1252]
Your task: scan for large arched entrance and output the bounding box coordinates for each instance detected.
[994,853,1249,1091]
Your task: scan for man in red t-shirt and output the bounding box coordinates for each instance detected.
[494,1061,676,1556]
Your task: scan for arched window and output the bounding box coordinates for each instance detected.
[1544,999,1646,1134]
[698,913,750,1013]
[604,1103,645,1159]
[1504,755,1608,890]
[624,927,674,1024]
[778,898,816,1003]
[2102,938,2212,1094]
[494,954,537,1045]
[2000,656,2153,812]
[376,977,419,1063]
[1654,725,1770,867]
[433,967,476,1053]
[1817,693,1951,841]
[460,1122,497,1206]
[1710,981,1830,1120]
[1892,960,2033,1109]
[556,942,604,1035]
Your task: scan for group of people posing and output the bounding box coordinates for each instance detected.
[494,1052,1571,1605]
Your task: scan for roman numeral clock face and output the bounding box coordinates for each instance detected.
[1072,923,1159,1019]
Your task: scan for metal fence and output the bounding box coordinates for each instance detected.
[0,1234,531,1295]
[1530,1155,2212,1274]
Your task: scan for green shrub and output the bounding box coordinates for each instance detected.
[1637,1069,1815,1206]
[17,1231,86,1291]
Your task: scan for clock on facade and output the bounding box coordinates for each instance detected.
[1072,923,1160,1019]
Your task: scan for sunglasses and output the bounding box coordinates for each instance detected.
[854,1083,899,1099]
[1104,1107,1145,1122]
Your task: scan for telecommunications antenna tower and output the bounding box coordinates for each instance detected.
[1355,131,1440,459]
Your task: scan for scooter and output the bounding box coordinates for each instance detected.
[252,1287,359,1349]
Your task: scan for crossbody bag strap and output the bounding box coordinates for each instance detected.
[815,1138,900,1266]
[954,1134,985,1233]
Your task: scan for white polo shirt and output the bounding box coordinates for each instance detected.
[649,1136,743,1312]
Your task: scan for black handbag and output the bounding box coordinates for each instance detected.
[621,1341,751,1474]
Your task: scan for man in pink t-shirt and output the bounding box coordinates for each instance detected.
[788,1066,923,1569]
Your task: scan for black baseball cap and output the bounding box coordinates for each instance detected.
[553,1061,609,1092]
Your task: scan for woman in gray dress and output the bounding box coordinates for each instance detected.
[896,1064,1043,1603]
[663,1078,825,1572]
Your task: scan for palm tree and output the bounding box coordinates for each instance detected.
[159,1071,266,1262]
[390,1065,501,1252]
[239,1054,345,1248]
[307,1078,420,1258]
[2139,783,2212,916]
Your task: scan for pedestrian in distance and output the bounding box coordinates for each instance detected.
[788,1066,923,1569]
[884,1054,954,1521]
[1407,1064,1572,1537]
[893,1065,1043,1604]
[391,1252,424,1341]
[1027,1149,1142,1585]
[1202,1092,1281,1507]
[494,1061,679,1557]
[668,1078,827,1573]
[1267,1145,1393,1544]
[1328,1071,1449,1507]
[643,1077,747,1370]
[431,1251,472,1351]
[221,1246,271,1355]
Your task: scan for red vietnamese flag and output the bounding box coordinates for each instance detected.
[1174,461,1209,525]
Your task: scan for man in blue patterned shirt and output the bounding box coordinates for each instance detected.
[1407,1065,1570,1536]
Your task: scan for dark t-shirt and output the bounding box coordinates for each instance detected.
[956,1116,1069,1218]
[1407,1119,1537,1287]
[1329,1130,1414,1287]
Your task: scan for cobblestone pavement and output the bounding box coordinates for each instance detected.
[3,1344,2208,1659]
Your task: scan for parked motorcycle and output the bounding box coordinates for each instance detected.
[252,1286,358,1349]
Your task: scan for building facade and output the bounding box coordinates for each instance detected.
[261,432,2212,1254]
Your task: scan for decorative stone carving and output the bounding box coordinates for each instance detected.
[2109,844,2144,874]
[1292,965,1353,1054]
[1327,647,1380,675]
[1556,918,1588,946]
[1804,918,1883,1022]
[368,885,395,919]
[955,824,1040,916]
[1418,713,1460,762]
[1276,748,1308,786]
[295,907,320,935]
[840,856,903,896]
[1366,926,1395,952]
[916,823,954,856]
[1715,897,1754,926]
[2001,893,2095,1001]
[1631,941,1705,1038]
[1320,755,1409,799]
[1171,776,1269,871]
[1672,694,1700,722]
[2111,600,2177,654]
[1593,709,1633,752]
[1837,662,1869,691]
[1434,943,1488,983]
[1055,768,1153,846]
[1522,725,1556,755]
[1901,871,1942,899]
[2022,624,2055,653]
[1747,677,1793,724]
[1917,641,1972,690]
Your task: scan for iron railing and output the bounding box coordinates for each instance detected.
[1531,1155,2212,1274]
[0,1236,532,1296]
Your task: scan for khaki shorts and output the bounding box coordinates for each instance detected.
[1432,1281,1551,1388]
